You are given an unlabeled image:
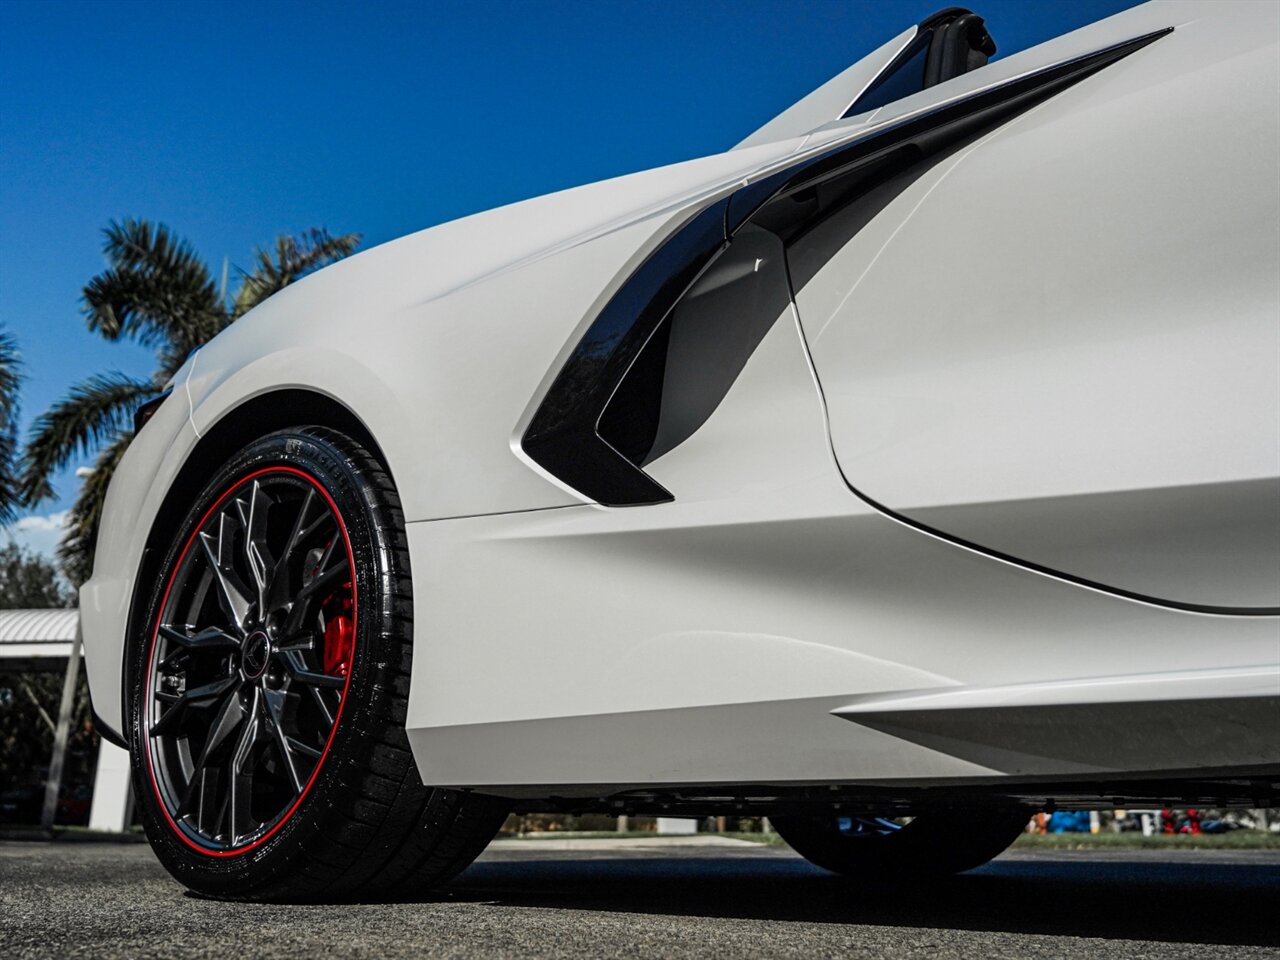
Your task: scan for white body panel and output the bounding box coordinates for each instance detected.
[404,311,1279,791]
[794,3,1280,610]
[82,0,1280,797]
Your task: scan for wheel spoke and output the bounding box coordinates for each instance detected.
[238,480,277,618]
[274,632,315,652]
[312,533,339,579]
[282,556,349,639]
[286,735,322,760]
[288,665,345,689]
[198,516,252,631]
[282,649,345,689]
[227,686,261,845]
[158,624,240,659]
[298,556,348,601]
[176,691,246,822]
[261,688,304,794]
[151,675,238,736]
[281,488,319,560]
[159,623,240,649]
[267,489,320,609]
[306,684,335,727]
[190,767,219,837]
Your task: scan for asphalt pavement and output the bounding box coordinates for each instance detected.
[2,836,1278,959]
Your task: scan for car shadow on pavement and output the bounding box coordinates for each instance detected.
[440,853,1280,948]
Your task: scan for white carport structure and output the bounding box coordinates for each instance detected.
[0,609,132,832]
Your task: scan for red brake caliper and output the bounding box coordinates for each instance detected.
[322,584,355,677]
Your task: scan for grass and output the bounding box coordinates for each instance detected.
[499,830,791,844]
[497,829,1280,850]
[1013,830,1280,850]
[499,831,686,840]
[726,829,1280,851]
[723,831,789,847]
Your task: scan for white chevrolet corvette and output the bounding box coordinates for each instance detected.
[80,1,1278,899]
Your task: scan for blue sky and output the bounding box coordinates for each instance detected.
[0,0,1138,558]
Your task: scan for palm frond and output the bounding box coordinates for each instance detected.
[19,372,154,505]
[58,432,134,587]
[0,329,21,525]
[233,228,361,317]
[36,221,360,581]
[84,219,224,351]
[0,328,19,422]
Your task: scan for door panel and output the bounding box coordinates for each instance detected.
[792,12,1280,611]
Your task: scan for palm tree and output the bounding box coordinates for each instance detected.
[20,219,361,584]
[0,328,20,525]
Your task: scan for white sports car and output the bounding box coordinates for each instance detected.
[81,0,1278,899]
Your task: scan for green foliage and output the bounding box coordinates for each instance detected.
[1014,830,1280,849]
[18,372,151,505]
[58,432,134,588]
[20,220,361,584]
[0,671,96,824]
[0,541,74,608]
[0,546,85,825]
[83,219,223,369]
[0,329,20,526]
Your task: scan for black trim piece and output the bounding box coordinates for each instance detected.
[595,317,673,467]
[917,7,977,31]
[728,28,1171,237]
[842,7,995,121]
[133,389,173,435]
[521,200,729,506]
[923,11,996,88]
[90,694,128,749]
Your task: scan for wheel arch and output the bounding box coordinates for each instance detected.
[118,388,392,736]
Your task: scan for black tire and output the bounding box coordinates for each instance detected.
[773,808,1030,879]
[128,426,507,902]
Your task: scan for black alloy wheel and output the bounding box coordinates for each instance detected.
[130,427,506,901]
[144,465,356,854]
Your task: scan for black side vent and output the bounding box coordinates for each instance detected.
[521,27,1171,507]
[521,201,728,506]
[597,225,793,470]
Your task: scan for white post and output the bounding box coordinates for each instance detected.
[41,626,83,831]
[656,817,697,835]
[88,741,133,833]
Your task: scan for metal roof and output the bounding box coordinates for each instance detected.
[0,608,79,644]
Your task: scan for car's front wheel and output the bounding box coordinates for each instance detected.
[128,426,506,901]
[773,807,1030,879]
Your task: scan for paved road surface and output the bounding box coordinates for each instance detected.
[2,838,1277,958]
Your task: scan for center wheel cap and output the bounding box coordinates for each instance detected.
[242,631,272,680]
